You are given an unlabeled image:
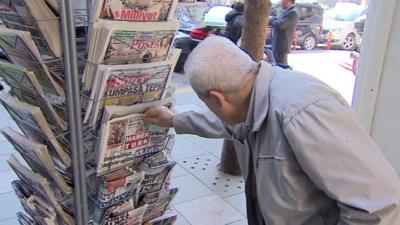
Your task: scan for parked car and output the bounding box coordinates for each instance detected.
[173,2,324,71]
[321,3,367,50]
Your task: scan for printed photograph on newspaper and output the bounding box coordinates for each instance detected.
[95,0,178,21]
[104,29,175,64]
[96,112,171,174]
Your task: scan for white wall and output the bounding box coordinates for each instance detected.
[353,0,400,173]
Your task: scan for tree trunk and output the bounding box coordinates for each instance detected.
[219,0,271,176]
[241,0,271,61]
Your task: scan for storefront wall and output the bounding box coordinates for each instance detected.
[353,0,400,173]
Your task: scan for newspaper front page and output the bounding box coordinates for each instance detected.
[93,0,178,22]
[0,61,67,130]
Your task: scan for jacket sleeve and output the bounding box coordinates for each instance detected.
[173,110,233,140]
[284,98,400,225]
[269,10,298,30]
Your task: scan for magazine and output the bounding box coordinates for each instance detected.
[0,61,67,130]
[0,0,62,57]
[139,188,178,222]
[24,195,59,225]
[7,155,75,225]
[100,200,148,225]
[83,19,179,90]
[92,0,178,22]
[84,49,179,127]
[97,170,145,208]
[144,214,177,225]
[0,27,65,99]
[1,126,72,196]
[0,95,71,167]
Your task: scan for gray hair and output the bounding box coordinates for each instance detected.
[183,36,256,97]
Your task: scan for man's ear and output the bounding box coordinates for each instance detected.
[209,90,228,107]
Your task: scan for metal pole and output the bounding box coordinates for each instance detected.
[60,1,88,225]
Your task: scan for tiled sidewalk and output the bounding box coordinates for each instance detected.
[0,80,248,225]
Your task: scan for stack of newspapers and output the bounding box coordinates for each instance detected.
[0,0,181,225]
[87,0,180,224]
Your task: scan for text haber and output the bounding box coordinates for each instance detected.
[123,132,150,150]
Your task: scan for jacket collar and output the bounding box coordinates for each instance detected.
[244,61,275,133]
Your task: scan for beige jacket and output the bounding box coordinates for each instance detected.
[173,62,400,225]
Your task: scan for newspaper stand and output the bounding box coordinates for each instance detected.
[0,0,182,224]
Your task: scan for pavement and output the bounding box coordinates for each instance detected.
[0,49,355,225]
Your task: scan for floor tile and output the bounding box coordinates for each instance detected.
[195,170,245,198]
[171,174,213,205]
[0,170,18,194]
[225,193,247,216]
[177,153,220,176]
[172,164,189,178]
[228,219,248,225]
[174,194,244,225]
[171,135,206,160]
[167,207,191,225]
[0,216,18,225]
[0,192,23,220]
[182,135,224,159]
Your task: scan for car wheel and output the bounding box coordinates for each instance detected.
[301,35,317,50]
[343,33,356,51]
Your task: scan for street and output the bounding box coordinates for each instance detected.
[173,49,357,105]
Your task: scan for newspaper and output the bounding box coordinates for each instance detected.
[1,126,72,196]
[83,19,179,90]
[92,0,178,22]
[97,170,144,208]
[101,95,174,124]
[0,61,67,130]
[139,188,178,222]
[96,98,174,174]
[0,27,65,99]
[25,195,59,225]
[139,161,176,194]
[7,155,75,225]
[144,214,177,225]
[17,211,36,225]
[0,0,62,57]
[0,95,71,167]
[100,200,148,225]
[84,49,180,127]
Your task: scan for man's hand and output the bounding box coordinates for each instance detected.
[143,106,174,128]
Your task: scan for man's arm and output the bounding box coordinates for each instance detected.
[284,99,400,224]
[144,106,233,139]
[269,10,298,29]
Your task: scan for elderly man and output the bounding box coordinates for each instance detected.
[145,36,400,225]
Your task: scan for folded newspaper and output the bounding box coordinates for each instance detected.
[100,200,148,225]
[139,188,178,222]
[0,27,65,99]
[84,49,180,127]
[1,126,72,196]
[144,214,177,225]
[96,97,174,174]
[7,155,75,225]
[139,160,175,194]
[92,0,178,22]
[0,0,62,57]
[0,61,67,130]
[83,19,179,90]
[97,170,145,208]
[0,95,71,167]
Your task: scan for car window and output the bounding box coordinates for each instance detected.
[325,6,364,21]
[297,6,322,20]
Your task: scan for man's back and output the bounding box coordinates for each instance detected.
[251,66,400,224]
